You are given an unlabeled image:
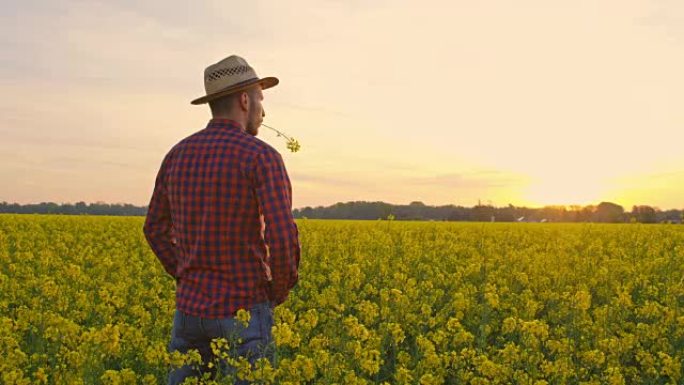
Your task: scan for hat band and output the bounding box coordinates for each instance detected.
[211,77,260,93]
[205,65,253,83]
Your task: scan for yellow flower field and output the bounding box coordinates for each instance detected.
[1,214,682,384]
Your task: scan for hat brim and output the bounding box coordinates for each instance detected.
[191,76,279,105]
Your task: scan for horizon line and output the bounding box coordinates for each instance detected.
[1,199,682,212]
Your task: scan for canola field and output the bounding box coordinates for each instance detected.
[1,214,683,385]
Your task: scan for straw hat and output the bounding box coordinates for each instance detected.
[191,55,278,105]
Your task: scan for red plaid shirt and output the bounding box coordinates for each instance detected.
[143,118,300,318]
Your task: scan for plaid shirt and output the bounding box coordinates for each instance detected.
[143,118,300,318]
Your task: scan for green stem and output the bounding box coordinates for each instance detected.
[262,124,294,142]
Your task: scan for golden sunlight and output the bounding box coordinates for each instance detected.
[522,175,609,207]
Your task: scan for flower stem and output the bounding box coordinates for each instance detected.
[262,124,292,141]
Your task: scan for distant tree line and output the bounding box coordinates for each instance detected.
[294,201,684,223]
[0,201,146,216]
[1,200,682,223]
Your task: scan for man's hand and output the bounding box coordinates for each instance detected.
[266,281,287,306]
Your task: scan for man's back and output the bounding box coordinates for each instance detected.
[143,118,300,318]
[144,55,295,383]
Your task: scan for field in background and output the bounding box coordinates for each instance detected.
[1,215,682,384]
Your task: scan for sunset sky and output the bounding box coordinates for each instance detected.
[1,0,683,210]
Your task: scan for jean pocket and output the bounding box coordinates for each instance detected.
[216,316,241,343]
[264,303,274,331]
[172,310,185,334]
[168,310,186,353]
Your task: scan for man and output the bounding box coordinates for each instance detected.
[143,55,300,384]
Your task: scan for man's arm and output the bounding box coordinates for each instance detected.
[253,148,300,306]
[143,153,178,279]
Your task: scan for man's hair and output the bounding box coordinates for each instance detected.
[209,87,258,116]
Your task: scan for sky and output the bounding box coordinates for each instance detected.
[1,0,683,210]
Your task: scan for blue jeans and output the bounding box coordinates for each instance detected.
[167,302,275,385]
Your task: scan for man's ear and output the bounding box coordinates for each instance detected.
[239,91,250,112]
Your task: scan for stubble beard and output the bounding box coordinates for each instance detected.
[245,105,260,137]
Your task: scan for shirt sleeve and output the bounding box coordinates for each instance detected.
[143,152,178,279]
[252,148,300,306]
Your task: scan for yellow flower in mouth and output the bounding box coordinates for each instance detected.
[262,123,301,153]
[286,138,301,153]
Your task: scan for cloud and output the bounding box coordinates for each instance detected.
[637,0,684,43]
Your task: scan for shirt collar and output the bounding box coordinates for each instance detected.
[206,118,245,132]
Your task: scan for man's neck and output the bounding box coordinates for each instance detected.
[212,114,247,131]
